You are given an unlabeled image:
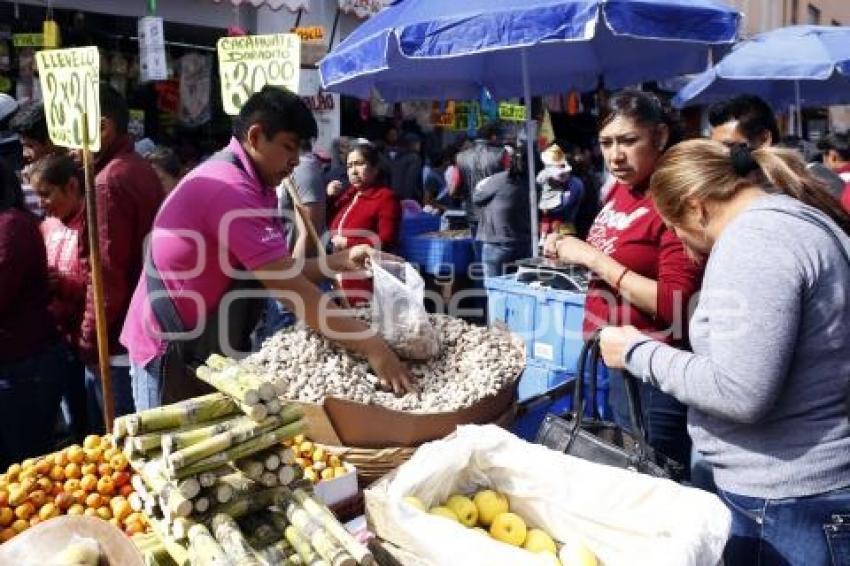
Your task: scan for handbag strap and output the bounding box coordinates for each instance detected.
[145,243,187,337]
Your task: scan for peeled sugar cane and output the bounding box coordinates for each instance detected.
[290,488,373,566]
[283,500,356,566]
[211,513,264,566]
[125,393,239,436]
[188,523,232,566]
[285,525,329,566]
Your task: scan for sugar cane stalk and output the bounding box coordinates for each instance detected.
[196,365,262,406]
[171,420,306,480]
[212,513,264,566]
[187,523,232,566]
[285,525,329,566]
[283,500,357,566]
[126,393,239,436]
[291,488,373,566]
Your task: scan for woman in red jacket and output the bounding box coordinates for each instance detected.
[544,90,703,476]
[327,141,401,305]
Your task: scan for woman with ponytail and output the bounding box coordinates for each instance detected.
[600,139,850,565]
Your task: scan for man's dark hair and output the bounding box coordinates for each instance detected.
[233,86,317,142]
[708,95,780,146]
[0,158,24,212]
[9,102,49,143]
[817,132,850,161]
[144,146,182,178]
[99,83,129,134]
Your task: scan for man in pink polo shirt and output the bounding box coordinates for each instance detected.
[121,87,414,409]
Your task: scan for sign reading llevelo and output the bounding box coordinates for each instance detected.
[35,46,100,151]
[217,33,301,115]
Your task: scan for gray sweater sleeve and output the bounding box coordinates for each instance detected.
[625,224,804,424]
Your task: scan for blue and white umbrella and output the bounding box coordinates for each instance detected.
[673,25,850,133]
[319,0,741,252]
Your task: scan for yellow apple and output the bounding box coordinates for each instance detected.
[489,512,527,547]
[403,496,426,512]
[473,489,509,527]
[446,495,479,527]
[429,506,460,522]
[560,538,598,566]
[524,528,558,554]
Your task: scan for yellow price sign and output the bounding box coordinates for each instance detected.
[36,46,100,151]
[498,103,527,122]
[217,33,301,116]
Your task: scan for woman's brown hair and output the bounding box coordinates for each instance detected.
[650,139,850,236]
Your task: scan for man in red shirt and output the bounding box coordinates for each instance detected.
[817,132,850,212]
[80,85,164,430]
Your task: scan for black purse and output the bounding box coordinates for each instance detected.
[535,331,684,480]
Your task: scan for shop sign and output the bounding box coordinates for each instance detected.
[13,34,43,48]
[35,46,100,151]
[298,68,339,156]
[338,0,390,19]
[217,33,301,115]
[292,26,324,42]
[498,103,526,122]
[139,16,168,82]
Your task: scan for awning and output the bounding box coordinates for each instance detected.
[211,0,309,11]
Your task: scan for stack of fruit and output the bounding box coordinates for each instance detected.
[0,434,148,544]
[405,489,598,566]
[283,435,350,484]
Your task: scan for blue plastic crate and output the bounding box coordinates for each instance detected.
[486,274,586,373]
[399,213,441,238]
[400,234,475,276]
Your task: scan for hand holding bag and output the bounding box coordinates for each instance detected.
[535,330,684,480]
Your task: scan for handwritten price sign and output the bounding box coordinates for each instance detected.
[217,33,301,116]
[498,103,527,122]
[36,46,100,151]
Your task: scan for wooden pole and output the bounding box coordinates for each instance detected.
[82,111,115,433]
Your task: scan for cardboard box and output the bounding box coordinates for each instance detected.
[290,381,517,448]
[313,461,358,507]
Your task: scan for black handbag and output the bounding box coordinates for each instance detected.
[535,331,684,480]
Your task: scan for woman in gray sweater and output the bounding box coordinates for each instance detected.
[600,140,850,566]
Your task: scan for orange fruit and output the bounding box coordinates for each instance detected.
[53,451,68,468]
[28,516,41,528]
[0,507,13,527]
[85,493,102,508]
[112,471,131,488]
[34,459,50,476]
[96,476,115,497]
[64,462,81,480]
[0,489,8,507]
[80,474,98,493]
[109,453,129,472]
[71,490,87,506]
[103,447,119,462]
[64,478,81,493]
[83,507,97,517]
[35,477,52,493]
[38,502,58,521]
[18,467,37,481]
[84,448,103,464]
[20,458,36,471]
[14,502,34,521]
[110,498,131,522]
[0,527,15,542]
[50,483,63,497]
[108,517,120,528]
[97,463,113,478]
[67,504,85,516]
[81,463,97,477]
[119,484,134,498]
[48,466,64,482]
[95,506,111,520]
[54,492,74,511]
[124,521,145,536]
[11,518,28,534]
[83,435,101,450]
[28,490,46,508]
[5,464,20,481]
[67,446,85,465]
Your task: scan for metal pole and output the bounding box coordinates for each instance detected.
[82,112,115,433]
[795,80,802,138]
[521,49,538,257]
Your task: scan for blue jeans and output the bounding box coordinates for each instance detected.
[130,356,164,411]
[253,298,297,351]
[719,485,850,565]
[0,343,66,468]
[58,346,88,442]
[608,369,691,477]
[481,241,532,279]
[85,365,135,434]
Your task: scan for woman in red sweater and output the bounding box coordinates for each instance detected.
[544,91,703,474]
[327,141,401,305]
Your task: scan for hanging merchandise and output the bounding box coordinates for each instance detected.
[179,52,212,127]
[543,94,563,113]
[155,80,180,114]
[479,87,499,124]
[359,99,370,121]
[537,108,555,149]
[42,20,60,49]
[369,88,392,118]
[128,109,145,140]
[138,16,168,82]
[213,0,310,10]
[566,90,581,116]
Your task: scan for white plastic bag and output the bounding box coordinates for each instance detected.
[365,425,731,566]
[371,259,441,361]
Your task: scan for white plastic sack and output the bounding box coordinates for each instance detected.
[371,259,441,361]
[366,425,731,566]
